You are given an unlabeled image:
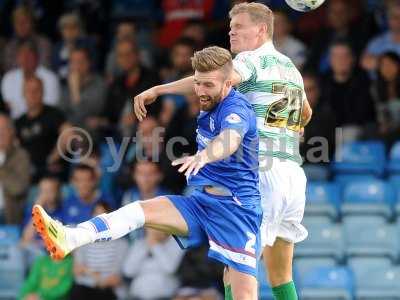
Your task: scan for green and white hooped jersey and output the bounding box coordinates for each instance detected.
[233,41,306,164]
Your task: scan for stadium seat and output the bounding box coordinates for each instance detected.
[351,264,400,299]
[332,141,386,176]
[305,181,341,220]
[348,257,392,278]
[298,266,354,300]
[387,141,400,174]
[303,164,330,181]
[389,176,400,217]
[341,179,395,219]
[258,262,274,300]
[0,226,20,246]
[0,244,25,299]
[294,257,336,283]
[296,217,344,262]
[343,216,398,261]
[334,174,379,188]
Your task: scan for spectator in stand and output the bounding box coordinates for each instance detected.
[300,73,336,164]
[70,202,128,300]
[371,51,400,144]
[164,93,199,193]
[273,10,306,70]
[305,0,369,73]
[60,46,106,130]
[122,160,168,205]
[160,38,195,126]
[19,254,73,300]
[3,5,52,72]
[157,0,215,48]
[362,2,400,72]
[52,13,96,81]
[320,40,376,136]
[1,40,60,119]
[123,228,184,300]
[63,164,116,225]
[117,117,172,191]
[174,245,224,299]
[0,96,8,114]
[20,174,64,266]
[89,39,161,137]
[181,21,208,51]
[15,76,68,183]
[0,113,31,224]
[105,21,153,83]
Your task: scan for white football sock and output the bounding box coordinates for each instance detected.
[66,201,145,250]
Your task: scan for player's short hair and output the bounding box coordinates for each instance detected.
[191,46,232,78]
[229,2,274,39]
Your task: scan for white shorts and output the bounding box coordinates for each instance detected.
[259,158,308,247]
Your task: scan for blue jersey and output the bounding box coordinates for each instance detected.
[188,88,260,207]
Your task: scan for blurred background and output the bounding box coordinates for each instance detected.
[0,0,400,299]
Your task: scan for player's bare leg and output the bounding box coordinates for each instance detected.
[263,238,297,299]
[32,196,189,259]
[230,267,258,300]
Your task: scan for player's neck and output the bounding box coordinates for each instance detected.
[221,87,232,101]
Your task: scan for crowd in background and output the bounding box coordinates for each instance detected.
[0,0,400,299]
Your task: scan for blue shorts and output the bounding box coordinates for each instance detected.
[167,189,262,277]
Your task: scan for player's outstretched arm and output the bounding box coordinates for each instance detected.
[300,98,313,127]
[133,76,195,121]
[172,129,242,177]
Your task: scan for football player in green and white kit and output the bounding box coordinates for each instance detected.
[134,3,312,300]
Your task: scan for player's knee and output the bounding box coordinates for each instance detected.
[268,269,293,287]
[232,286,257,300]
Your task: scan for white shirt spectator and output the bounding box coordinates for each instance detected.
[1,66,60,119]
[123,235,184,300]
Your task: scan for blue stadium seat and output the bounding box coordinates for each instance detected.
[387,141,400,174]
[298,266,354,300]
[258,262,274,300]
[306,181,341,220]
[334,174,379,188]
[389,176,400,217]
[0,226,20,246]
[332,141,386,176]
[294,257,336,283]
[341,179,395,219]
[296,217,344,261]
[351,264,400,299]
[303,164,330,181]
[348,257,392,278]
[343,216,398,261]
[0,245,25,299]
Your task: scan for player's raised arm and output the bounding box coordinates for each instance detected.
[172,128,243,177]
[133,76,195,121]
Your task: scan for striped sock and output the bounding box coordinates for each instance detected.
[66,201,145,250]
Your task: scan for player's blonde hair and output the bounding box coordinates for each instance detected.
[229,2,274,39]
[191,46,233,78]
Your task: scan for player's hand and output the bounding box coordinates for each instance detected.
[133,88,158,121]
[172,154,207,177]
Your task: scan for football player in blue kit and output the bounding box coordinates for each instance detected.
[32,46,262,299]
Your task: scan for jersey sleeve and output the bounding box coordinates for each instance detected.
[233,52,257,83]
[220,102,250,137]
